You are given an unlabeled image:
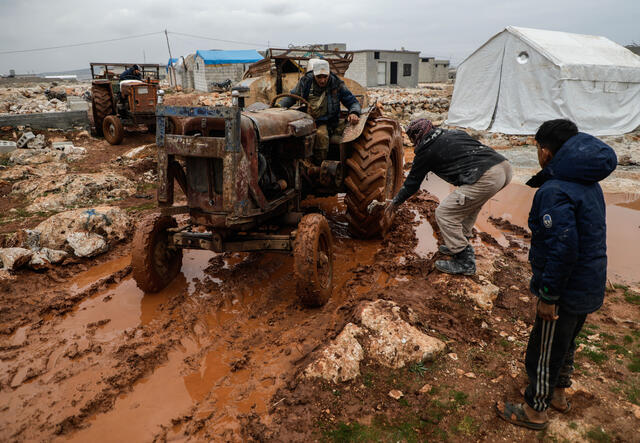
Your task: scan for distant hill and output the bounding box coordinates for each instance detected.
[38,68,92,81]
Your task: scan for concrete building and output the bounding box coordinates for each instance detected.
[344,49,420,88]
[418,57,450,83]
[193,50,263,92]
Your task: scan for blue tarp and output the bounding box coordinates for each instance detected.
[166,58,178,72]
[196,50,262,65]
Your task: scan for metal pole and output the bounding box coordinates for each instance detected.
[164,29,176,87]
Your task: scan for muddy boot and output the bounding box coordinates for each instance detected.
[435,244,476,275]
[439,244,454,255]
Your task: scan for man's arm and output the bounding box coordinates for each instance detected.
[534,187,579,306]
[338,84,361,116]
[278,78,306,108]
[391,145,431,206]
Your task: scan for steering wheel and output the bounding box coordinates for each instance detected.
[270,93,311,109]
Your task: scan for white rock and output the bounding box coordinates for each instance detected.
[66,232,108,257]
[35,206,132,250]
[0,162,68,181]
[63,146,86,155]
[303,323,365,383]
[9,149,65,165]
[388,390,404,400]
[448,352,458,360]
[13,173,136,213]
[29,248,68,267]
[26,134,46,149]
[0,248,33,270]
[358,300,446,369]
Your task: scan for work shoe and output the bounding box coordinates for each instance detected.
[438,244,454,255]
[435,244,476,276]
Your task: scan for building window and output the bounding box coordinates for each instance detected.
[374,51,380,59]
[403,64,411,77]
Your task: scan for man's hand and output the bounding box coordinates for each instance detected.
[348,113,359,125]
[380,200,398,237]
[537,299,559,321]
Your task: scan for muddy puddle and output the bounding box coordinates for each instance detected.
[52,221,384,440]
[421,173,640,283]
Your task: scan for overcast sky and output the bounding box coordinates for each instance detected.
[1,0,638,74]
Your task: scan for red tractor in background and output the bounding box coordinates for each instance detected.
[89,63,163,145]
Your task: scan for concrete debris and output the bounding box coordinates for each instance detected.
[11,172,136,212]
[34,206,132,251]
[51,141,74,151]
[0,84,89,115]
[16,131,35,148]
[0,247,33,271]
[66,232,108,258]
[0,140,17,154]
[26,133,46,149]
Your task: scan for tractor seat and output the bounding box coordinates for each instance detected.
[120,80,144,87]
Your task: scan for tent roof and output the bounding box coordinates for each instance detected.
[507,26,640,70]
[196,50,263,65]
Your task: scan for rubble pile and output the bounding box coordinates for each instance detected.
[0,83,90,114]
[368,86,452,125]
[0,206,132,271]
[196,92,232,107]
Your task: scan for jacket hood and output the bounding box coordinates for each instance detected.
[545,133,617,184]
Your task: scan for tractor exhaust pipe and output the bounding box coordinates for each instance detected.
[231,85,250,109]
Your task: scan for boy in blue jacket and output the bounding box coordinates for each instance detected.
[496,119,617,430]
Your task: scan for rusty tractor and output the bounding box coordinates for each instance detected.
[131,85,403,307]
[90,63,163,145]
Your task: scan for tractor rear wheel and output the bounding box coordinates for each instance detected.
[344,118,404,238]
[91,84,112,136]
[132,214,183,293]
[293,214,333,308]
[103,115,124,145]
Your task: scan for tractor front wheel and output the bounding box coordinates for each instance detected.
[132,214,183,293]
[103,115,124,145]
[293,214,333,308]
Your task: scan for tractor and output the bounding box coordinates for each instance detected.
[132,60,403,307]
[90,63,163,145]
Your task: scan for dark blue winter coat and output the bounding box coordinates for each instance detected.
[528,132,617,314]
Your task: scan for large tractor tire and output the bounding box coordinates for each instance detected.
[293,214,333,308]
[91,84,113,136]
[132,214,183,293]
[102,115,124,145]
[344,118,404,238]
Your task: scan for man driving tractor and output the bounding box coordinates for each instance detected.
[278,59,361,164]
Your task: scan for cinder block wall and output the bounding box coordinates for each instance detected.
[344,53,368,87]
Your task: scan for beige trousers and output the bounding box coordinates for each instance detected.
[435,160,513,254]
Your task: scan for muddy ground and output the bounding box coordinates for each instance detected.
[1,83,639,442]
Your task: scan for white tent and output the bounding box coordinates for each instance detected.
[446,26,640,136]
